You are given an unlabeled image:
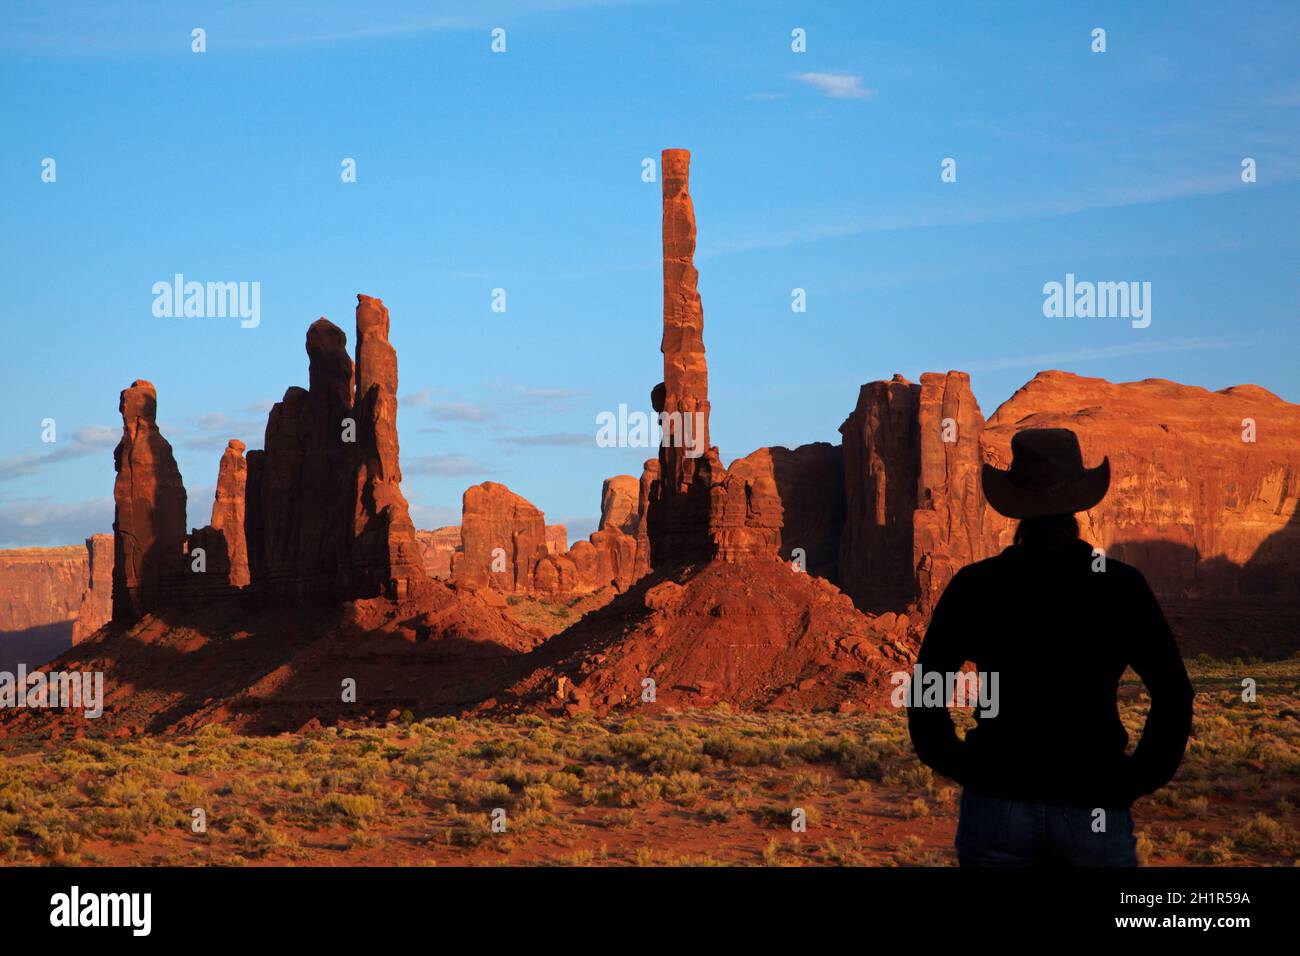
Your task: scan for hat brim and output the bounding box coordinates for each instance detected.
[981,457,1110,519]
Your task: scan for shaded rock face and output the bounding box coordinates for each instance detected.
[838,375,923,611]
[351,295,426,600]
[415,526,461,579]
[634,460,658,580]
[982,371,1300,600]
[647,149,720,567]
[727,443,846,580]
[243,449,267,584]
[183,525,232,599]
[210,439,249,587]
[247,299,428,602]
[258,319,357,599]
[112,380,187,622]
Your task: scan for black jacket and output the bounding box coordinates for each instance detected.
[907,538,1194,808]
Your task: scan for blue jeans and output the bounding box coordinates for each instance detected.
[956,790,1138,867]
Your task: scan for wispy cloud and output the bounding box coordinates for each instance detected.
[699,164,1300,261]
[411,385,585,428]
[170,412,264,451]
[791,72,876,100]
[553,514,599,545]
[962,335,1259,373]
[406,454,489,477]
[499,431,592,447]
[0,425,117,483]
[408,501,462,530]
[0,496,112,547]
[430,402,496,423]
[401,388,435,408]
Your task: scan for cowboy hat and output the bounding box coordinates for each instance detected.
[981,428,1110,519]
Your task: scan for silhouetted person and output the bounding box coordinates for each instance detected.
[908,428,1193,866]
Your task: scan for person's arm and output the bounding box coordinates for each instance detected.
[1124,571,1194,799]
[907,571,971,784]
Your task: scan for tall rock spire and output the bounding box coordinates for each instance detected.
[111,380,187,622]
[257,318,357,598]
[648,148,719,566]
[210,439,250,587]
[352,294,426,599]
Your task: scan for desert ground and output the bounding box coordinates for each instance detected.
[0,656,1294,867]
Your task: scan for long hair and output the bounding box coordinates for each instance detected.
[1014,513,1080,547]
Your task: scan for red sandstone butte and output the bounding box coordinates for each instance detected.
[111,379,187,622]
[647,148,721,566]
[352,295,427,600]
[544,524,568,554]
[981,371,1300,600]
[599,476,639,535]
[210,439,250,587]
[837,367,1300,614]
[452,482,548,593]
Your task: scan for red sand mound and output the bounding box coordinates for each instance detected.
[0,579,544,739]
[482,556,917,717]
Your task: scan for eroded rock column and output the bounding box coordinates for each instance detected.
[111,380,187,622]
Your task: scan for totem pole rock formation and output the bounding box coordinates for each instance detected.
[351,295,427,600]
[647,149,720,566]
[111,380,187,622]
[725,443,846,579]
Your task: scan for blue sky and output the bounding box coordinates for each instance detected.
[1,0,1298,547]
